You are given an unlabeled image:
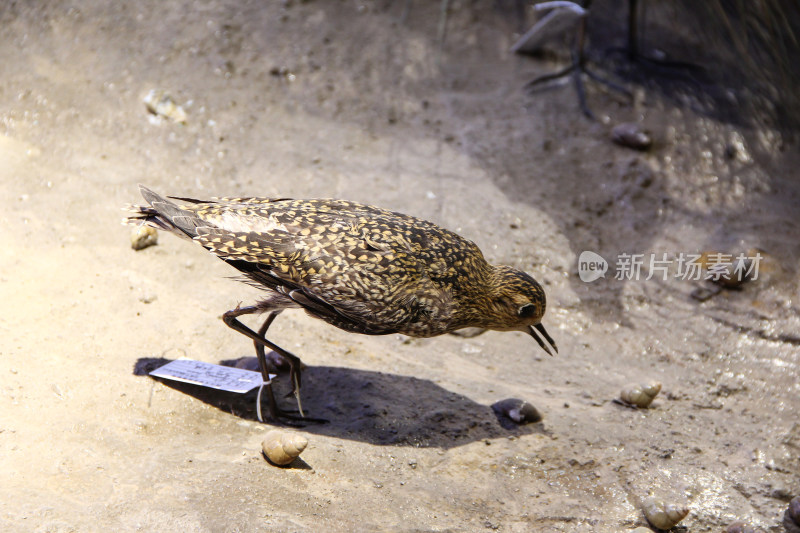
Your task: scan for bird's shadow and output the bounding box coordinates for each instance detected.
[133,357,547,448]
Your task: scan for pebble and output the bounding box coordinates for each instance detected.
[784,496,800,533]
[491,398,542,424]
[143,89,187,124]
[130,226,158,250]
[138,292,157,304]
[611,122,652,150]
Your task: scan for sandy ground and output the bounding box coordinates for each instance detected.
[1,1,799,532]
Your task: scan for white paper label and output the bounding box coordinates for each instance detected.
[149,359,274,393]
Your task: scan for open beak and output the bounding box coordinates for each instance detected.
[528,323,558,356]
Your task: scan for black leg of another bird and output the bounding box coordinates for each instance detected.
[526,63,576,89]
[572,53,593,119]
[627,0,639,61]
[620,0,703,75]
[571,12,594,119]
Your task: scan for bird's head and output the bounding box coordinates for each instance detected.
[486,265,558,356]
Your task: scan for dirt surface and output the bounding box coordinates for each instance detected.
[1,2,798,532]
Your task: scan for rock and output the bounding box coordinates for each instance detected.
[143,89,187,124]
[784,496,800,533]
[492,398,542,424]
[130,226,158,250]
[611,122,652,150]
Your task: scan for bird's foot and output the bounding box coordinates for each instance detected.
[526,61,631,120]
[260,408,327,427]
[255,382,327,425]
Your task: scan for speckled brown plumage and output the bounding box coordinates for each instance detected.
[126,185,557,422]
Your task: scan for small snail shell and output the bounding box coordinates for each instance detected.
[715,257,752,288]
[491,398,542,424]
[130,225,158,250]
[261,430,308,466]
[784,496,800,533]
[643,497,689,530]
[620,382,662,408]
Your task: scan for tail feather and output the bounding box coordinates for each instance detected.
[124,185,205,239]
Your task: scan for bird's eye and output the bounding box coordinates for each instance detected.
[518,303,538,318]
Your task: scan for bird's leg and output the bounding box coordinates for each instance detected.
[222,305,282,422]
[222,305,317,424]
[604,0,704,77]
[253,310,282,422]
[253,310,306,419]
[525,1,631,119]
[525,62,576,89]
[626,0,699,71]
[572,51,593,119]
[571,6,594,119]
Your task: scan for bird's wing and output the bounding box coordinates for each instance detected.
[190,205,457,335]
